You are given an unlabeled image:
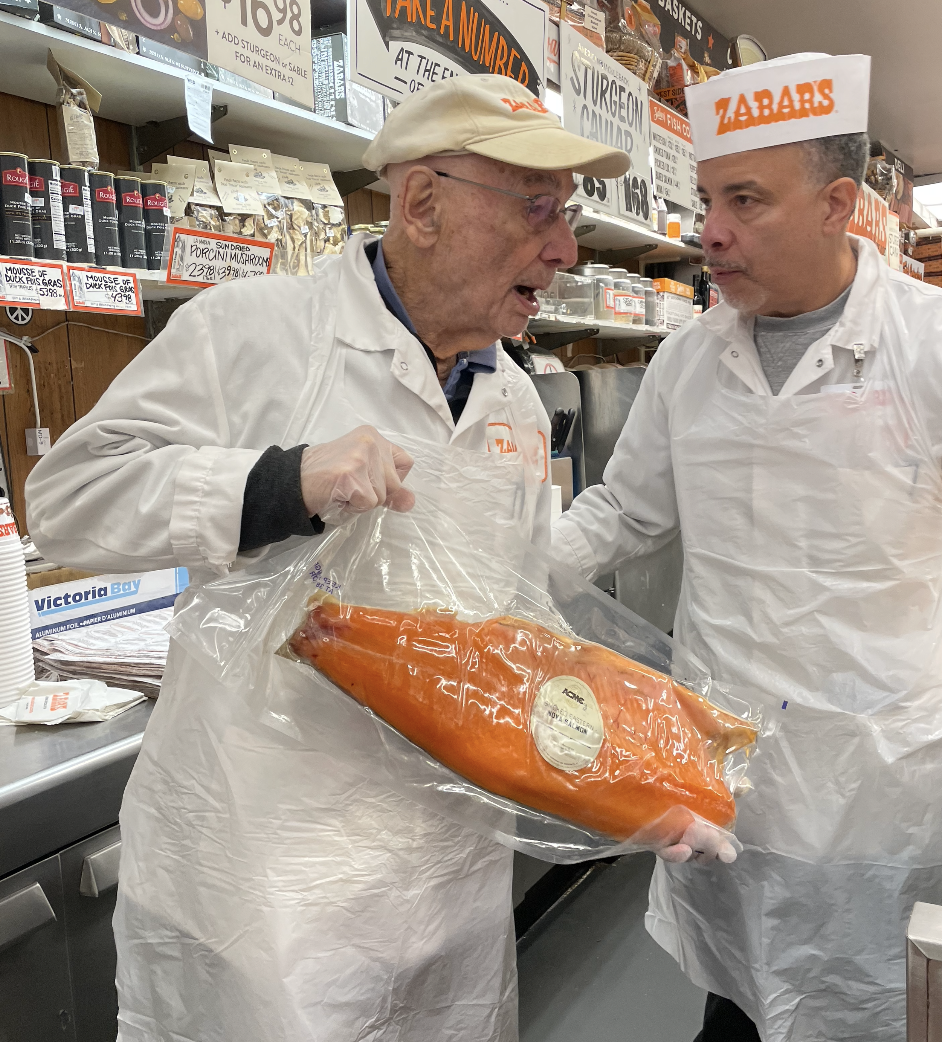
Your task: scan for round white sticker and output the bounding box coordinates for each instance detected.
[530,675,605,773]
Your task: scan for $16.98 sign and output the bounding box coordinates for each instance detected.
[207,0,312,106]
[560,23,653,227]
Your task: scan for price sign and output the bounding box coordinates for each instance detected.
[649,98,702,215]
[0,259,68,309]
[69,268,143,315]
[560,23,653,226]
[167,227,275,287]
[206,0,312,107]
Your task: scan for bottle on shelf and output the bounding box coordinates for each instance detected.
[693,277,705,316]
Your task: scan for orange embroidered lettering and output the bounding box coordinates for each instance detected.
[714,96,734,135]
[731,93,754,130]
[815,78,834,115]
[439,0,453,37]
[753,88,774,125]
[794,82,815,119]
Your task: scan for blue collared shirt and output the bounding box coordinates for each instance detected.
[368,239,497,415]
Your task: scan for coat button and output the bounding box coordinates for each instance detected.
[816,358,824,368]
[731,350,739,358]
[399,361,408,371]
[501,388,509,397]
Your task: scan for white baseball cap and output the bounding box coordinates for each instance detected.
[684,53,871,163]
[362,75,630,179]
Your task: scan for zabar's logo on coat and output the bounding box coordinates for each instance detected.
[487,421,519,454]
[714,79,834,136]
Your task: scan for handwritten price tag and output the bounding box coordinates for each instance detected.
[0,259,69,309]
[167,227,275,287]
[69,267,143,315]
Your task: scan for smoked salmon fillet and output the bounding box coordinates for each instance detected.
[288,597,758,844]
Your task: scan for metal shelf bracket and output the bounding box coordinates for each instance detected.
[130,105,229,169]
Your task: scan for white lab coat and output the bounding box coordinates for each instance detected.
[26,234,552,1042]
[553,237,942,1041]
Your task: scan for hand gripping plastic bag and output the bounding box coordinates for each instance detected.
[168,478,759,865]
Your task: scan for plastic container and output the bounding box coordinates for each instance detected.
[593,274,615,320]
[631,280,647,325]
[612,278,634,324]
[640,277,658,326]
[666,213,682,239]
[551,272,595,319]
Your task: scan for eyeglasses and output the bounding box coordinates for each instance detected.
[432,171,583,232]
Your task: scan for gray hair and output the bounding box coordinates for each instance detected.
[801,132,870,188]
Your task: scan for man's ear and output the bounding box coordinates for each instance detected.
[824,176,860,236]
[398,166,443,249]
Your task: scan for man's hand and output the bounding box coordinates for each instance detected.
[656,819,739,865]
[300,427,416,522]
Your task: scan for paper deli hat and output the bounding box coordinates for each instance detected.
[362,75,630,179]
[685,53,871,162]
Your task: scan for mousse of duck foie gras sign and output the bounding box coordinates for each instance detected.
[350,0,547,101]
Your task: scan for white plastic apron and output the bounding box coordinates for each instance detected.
[115,300,542,1042]
[646,289,942,1041]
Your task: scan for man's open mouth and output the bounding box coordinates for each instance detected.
[513,285,540,313]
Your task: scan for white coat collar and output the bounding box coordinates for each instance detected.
[703,235,889,397]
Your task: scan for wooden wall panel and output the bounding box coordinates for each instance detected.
[0,315,75,530]
[370,190,390,222]
[68,318,147,419]
[0,93,52,158]
[344,187,374,226]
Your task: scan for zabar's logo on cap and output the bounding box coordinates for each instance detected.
[714,79,834,137]
[501,96,549,115]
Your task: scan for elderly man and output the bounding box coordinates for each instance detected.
[25,76,628,1042]
[554,54,942,1042]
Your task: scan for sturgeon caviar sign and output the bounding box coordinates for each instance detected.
[560,23,652,225]
[350,0,547,100]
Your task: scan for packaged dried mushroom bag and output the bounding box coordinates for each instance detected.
[229,145,291,272]
[300,162,348,255]
[212,161,263,238]
[270,154,317,276]
[46,50,101,168]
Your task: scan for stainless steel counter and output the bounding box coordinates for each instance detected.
[0,702,153,878]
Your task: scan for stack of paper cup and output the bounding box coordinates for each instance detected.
[0,499,35,707]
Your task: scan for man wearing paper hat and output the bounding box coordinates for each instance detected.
[26,76,629,1042]
[556,52,942,1041]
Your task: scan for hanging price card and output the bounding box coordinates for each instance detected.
[0,259,68,309]
[206,0,312,107]
[69,267,143,315]
[167,227,275,287]
[560,23,653,227]
[649,98,703,215]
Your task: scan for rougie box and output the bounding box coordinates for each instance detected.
[907,901,942,1041]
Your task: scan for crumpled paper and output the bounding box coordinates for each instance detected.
[0,678,145,725]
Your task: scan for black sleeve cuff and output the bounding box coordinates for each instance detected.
[239,444,325,552]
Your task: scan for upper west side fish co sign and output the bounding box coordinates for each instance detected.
[350,0,547,99]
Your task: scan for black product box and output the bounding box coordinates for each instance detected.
[38,2,103,40]
[137,37,205,74]
[311,32,385,133]
[0,0,39,20]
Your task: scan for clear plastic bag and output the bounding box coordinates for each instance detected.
[169,477,758,864]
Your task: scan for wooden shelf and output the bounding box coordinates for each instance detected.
[0,11,373,169]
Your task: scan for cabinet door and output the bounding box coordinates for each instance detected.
[60,826,121,1042]
[0,854,76,1042]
